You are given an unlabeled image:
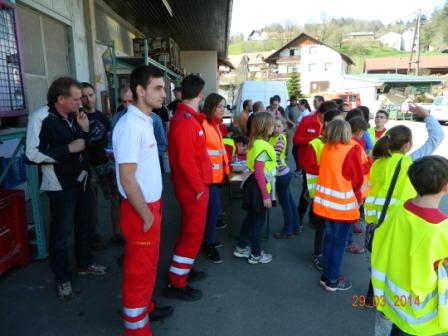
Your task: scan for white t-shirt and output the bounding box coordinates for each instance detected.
[112,105,162,203]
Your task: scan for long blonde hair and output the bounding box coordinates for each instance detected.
[249,112,274,148]
[324,119,352,145]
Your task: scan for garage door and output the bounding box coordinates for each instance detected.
[16,4,71,114]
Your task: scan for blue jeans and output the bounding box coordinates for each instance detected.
[203,184,221,246]
[237,208,266,256]
[276,171,299,234]
[347,225,354,245]
[47,185,94,283]
[322,220,352,283]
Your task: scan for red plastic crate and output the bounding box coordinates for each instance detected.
[0,189,29,274]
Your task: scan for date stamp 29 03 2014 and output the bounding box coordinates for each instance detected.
[352,295,421,308]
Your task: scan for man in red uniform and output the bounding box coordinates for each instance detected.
[293,101,337,224]
[164,74,213,301]
[113,66,173,336]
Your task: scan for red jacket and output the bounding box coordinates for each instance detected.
[168,103,213,193]
[293,113,323,170]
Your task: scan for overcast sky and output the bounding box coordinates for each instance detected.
[230,0,446,36]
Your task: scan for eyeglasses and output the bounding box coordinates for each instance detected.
[375,116,387,119]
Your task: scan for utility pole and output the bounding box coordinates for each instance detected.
[408,9,421,75]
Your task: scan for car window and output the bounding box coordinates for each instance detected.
[434,97,448,105]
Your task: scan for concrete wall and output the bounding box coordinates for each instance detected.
[19,0,90,81]
[180,50,218,96]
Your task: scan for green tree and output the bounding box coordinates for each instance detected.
[287,72,303,97]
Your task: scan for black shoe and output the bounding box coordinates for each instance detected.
[201,241,223,249]
[149,305,174,321]
[163,285,203,301]
[188,268,208,282]
[216,219,227,229]
[203,246,223,264]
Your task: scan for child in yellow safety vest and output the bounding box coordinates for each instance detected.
[234,112,277,264]
[270,117,299,239]
[371,156,448,336]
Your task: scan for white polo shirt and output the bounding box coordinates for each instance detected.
[112,105,162,203]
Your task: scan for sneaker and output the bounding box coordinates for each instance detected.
[293,226,303,235]
[248,251,272,264]
[313,255,323,271]
[319,275,329,287]
[188,269,208,282]
[78,263,108,275]
[57,281,74,300]
[346,243,365,254]
[233,246,251,258]
[149,305,174,321]
[323,276,352,292]
[216,219,227,229]
[163,284,203,301]
[203,246,223,264]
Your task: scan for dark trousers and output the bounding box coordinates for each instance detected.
[276,171,299,234]
[390,325,414,336]
[204,184,221,246]
[237,208,266,257]
[297,170,309,220]
[47,185,94,283]
[311,211,325,256]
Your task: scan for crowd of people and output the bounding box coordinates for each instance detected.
[24,65,448,336]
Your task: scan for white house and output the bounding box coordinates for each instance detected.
[402,30,415,52]
[264,33,353,94]
[248,29,268,41]
[380,32,402,51]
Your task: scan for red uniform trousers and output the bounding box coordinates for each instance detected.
[121,199,162,336]
[168,184,209,288]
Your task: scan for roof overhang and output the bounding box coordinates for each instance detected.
[103,0,233,59]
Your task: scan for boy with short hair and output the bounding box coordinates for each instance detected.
[371,155,448,336]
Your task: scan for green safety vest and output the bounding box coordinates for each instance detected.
[223,137,236,157]
[269,133,287,168]
[368,127,386,147]
[365,153,416,225]
[247,139,277,193]
[371,205,448,336]
[306,136,325,199]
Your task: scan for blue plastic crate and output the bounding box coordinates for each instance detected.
[0,154,27,188]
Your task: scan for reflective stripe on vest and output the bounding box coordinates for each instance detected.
[313,142,359,221]
[371,206,448,335]
[246,139,277,194]
[365,153,415,225]
[306,173,318,199]
[202,120,229,183]
[124,315,149,330]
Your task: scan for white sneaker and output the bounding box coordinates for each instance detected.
[57,281,74,300]
[78,263,108,275]
[248,251,272,264]
[233,246,251,258]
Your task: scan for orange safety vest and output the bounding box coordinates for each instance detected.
[202,120,230,184]
[313,142,360,221]
[352,139,371,200]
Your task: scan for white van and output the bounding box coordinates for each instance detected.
[233,80,289,117]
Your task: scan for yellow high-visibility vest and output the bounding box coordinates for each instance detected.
[371,204,448,336]
[307,136,325,199]
[247,139,277,193]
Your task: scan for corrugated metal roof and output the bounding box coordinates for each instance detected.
[345,73,443,83]
[103,0,232,58]
[364,55,448,71]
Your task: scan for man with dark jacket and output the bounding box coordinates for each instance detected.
[26,77,107,300]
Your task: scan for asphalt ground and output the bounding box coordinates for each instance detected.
[1,120,447,336]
